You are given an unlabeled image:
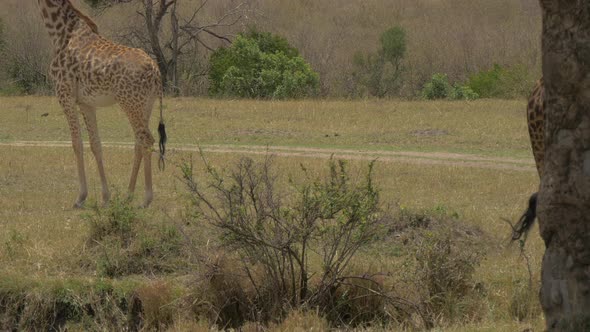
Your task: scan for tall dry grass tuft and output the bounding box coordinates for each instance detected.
[82,192,187,277]
[190,253,253,329]
[0,277,137,331]
[413,228,485,327]
[384,208,488,329]
[134,281,176,330]
[509,278,541,322]
[270,310,330,331]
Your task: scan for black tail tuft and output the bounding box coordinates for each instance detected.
[158,121,167,171]
[512,192,538,241]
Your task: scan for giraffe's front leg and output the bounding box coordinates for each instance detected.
[81,105,110,206]
[58,86,88,208]
[64,109,88,208]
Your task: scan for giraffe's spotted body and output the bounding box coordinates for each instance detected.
[527,78,545,177]
[37,0,165,208]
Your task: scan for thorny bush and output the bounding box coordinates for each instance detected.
[181,154,390,323]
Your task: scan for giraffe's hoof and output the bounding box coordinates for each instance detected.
[142,192,153,208]
[102,192,111,205]
[74,193,87,209]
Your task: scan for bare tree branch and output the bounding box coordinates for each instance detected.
[105,0,250,94]
[201,28,233,44]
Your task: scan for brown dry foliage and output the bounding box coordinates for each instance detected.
[135,281,176,330]
[0,0,540,96]
[250,0,541,96]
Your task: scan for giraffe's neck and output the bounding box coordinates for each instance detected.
[36,0,96,52]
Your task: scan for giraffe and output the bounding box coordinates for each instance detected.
[512,78,544,241]
[36,0,167,208]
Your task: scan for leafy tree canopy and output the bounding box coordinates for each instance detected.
[209,28,319,99]
[352,26,407,98]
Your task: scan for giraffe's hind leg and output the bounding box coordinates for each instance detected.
[142,132,154,208]
[128,142,143,198]
[80,104,110,205]
[123,102,155,207]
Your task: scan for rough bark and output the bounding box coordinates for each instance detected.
[143,0,174,90]
[537,1,590,330]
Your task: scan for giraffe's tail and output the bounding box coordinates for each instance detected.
[157,87,167,171]
[511,192,538,242]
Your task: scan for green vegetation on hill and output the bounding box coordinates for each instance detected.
[209,29,319,99]
[352,26,407,98]
[468,64,535,99]
[0,0,541,97]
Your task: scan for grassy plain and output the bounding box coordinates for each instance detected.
[1,97,532,158]
[0,96,544,331]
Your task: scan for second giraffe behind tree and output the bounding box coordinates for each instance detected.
[36,0,166,208]
[513,78,544,241]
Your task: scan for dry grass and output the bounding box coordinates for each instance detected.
[0,97,545,330]
[0,96,532,158]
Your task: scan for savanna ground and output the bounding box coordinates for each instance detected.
[0,96,545,331]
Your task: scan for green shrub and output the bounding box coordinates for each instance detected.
[450,83,479,100]
[244,28,299,58]
[467,64,533,98]
[421,74,478,101]
[352,26,406,98]
[467,64,504,98]
[421,73,451,100]
[209,28,319,99]
[380,27,407,64]
[86,195,137,246]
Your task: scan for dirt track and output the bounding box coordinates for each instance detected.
[0,140,535,172]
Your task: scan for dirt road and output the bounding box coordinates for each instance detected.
[0,140,535,172]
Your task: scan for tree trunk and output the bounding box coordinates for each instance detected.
[143,0,173,91]
[537,1,590,330]
[169,0,180,96]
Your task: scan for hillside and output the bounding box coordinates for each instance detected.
[0,0,541,97]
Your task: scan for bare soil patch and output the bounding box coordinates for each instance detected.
[0,140,535,172]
